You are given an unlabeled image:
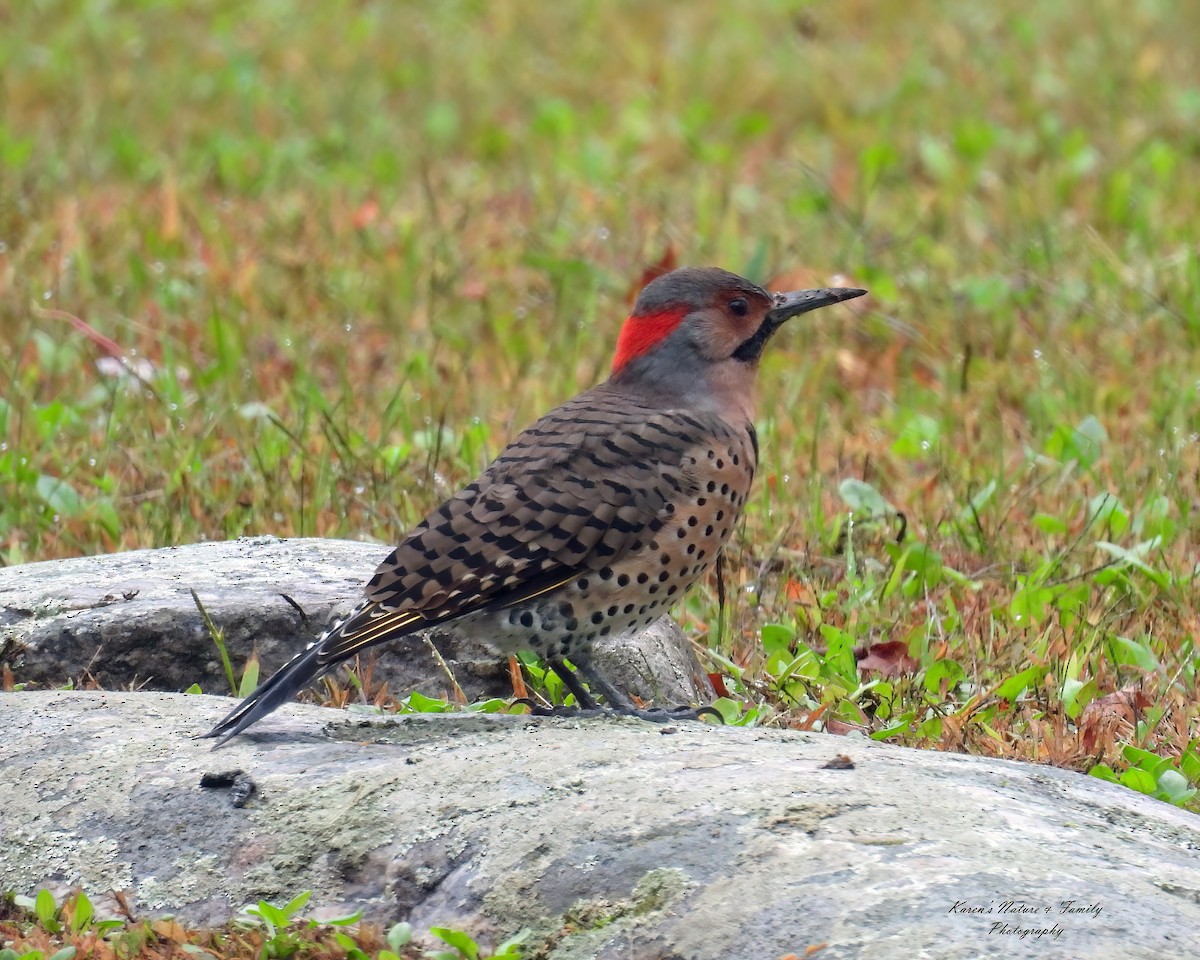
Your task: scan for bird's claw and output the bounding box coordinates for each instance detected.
[619,704,726,724]
[512,699,724,724]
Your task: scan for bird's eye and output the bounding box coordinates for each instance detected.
[729,297,748,317]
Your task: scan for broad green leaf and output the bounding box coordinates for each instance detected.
[430,927,480,960]
[917,714,943,738]
[760,623,795,658]
[35,889,58,928]
[36,475,83,517]
[1155,770,1194,804]
[923,659,964,696]
[995,666,1046,703]
[1107,635,1160,672]
[1059,677,1098,720]
[386,922,413,951]
[891,413,941,459]
[1094,540,1169,589]
[495,928,531,954]
[837,478,891,517]
[1087,493,1128,535]
[237,657,260,698]
[406,691,452,713]
[1122,745,1171,777]
[1180,747,1200,784]
[1032,512,1068,535]
[1119,767,1158,794]
[69,890,93,933]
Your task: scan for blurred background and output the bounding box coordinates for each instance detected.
[2,1,1197,779]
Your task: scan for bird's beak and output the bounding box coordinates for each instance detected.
[732,285,868,363]
[765,287,868,329]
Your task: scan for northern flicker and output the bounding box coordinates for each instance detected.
[204,267,866,744]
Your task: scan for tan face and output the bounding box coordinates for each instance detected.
[686,288,777,362]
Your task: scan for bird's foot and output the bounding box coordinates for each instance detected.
[513,699,723,724]
[511,696,595,710]
[615,704,725,724]
[514,700,608,718]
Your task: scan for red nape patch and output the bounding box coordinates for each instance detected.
[611,306,689,373]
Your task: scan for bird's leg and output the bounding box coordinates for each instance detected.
[571,656,720,724]
[524,656,721,724]
[568,656,637,712]
[525,657,632,716]
[545,657,600,710]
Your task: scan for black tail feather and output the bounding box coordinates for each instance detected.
[199,600,433,747]
[201,567,590,747]
[201,644,326,748]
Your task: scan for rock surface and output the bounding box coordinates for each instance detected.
[4,691,1200,959]
[0,536,711,707]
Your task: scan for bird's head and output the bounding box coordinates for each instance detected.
[610,267,866,380]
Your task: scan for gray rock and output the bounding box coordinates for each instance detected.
[0,536,711,707]
[2,691,1199,959]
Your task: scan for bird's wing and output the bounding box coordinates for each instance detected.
[318,389,715,666]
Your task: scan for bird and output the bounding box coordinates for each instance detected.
[204,266,866,745]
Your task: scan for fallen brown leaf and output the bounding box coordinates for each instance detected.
[856,640,919,678]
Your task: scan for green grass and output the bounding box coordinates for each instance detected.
[0,887,524,960]
[2,0,1198,804]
